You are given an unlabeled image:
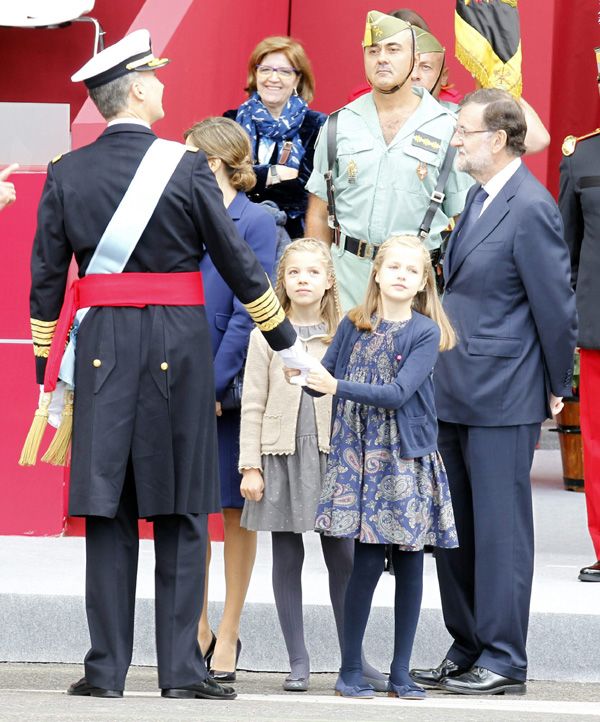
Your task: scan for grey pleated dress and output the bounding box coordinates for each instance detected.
[241,323,328,533]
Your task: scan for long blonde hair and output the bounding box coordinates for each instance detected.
[274,238,341,343]
[348,235,456,351]
[184,117,256,192]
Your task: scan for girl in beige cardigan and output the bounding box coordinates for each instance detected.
[238,239,386,693]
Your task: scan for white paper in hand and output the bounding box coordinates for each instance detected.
[277,337,318,372]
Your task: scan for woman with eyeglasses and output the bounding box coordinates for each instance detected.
[225,37,326,239]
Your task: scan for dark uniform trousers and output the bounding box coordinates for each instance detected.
[435,421,539,682]
[84,461,208,691]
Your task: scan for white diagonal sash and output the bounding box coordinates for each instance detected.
[59,138,187,386]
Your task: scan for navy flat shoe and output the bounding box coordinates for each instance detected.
[334,676,375,698]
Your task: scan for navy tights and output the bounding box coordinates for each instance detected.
[340,541,424,687]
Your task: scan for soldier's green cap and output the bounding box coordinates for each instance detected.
[363,10,412,48]
[414,27,444,54]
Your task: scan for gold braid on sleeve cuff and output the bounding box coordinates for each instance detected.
[31,318,58,358]
[243,286,287,333]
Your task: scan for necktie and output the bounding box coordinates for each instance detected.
[447,186,488,269]
[458,186,488,239]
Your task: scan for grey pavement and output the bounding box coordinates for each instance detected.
[0,664,599,722]
[1,444,600,722]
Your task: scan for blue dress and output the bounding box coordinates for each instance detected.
[200,191,277,508]
[315,320,458,550]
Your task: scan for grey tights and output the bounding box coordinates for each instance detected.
[271,532,383,682]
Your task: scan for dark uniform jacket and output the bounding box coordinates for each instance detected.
[559,132,600,349]
[29,123,294,519]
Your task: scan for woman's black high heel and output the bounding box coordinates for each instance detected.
[203,631,217,669]
[210,639,242,682]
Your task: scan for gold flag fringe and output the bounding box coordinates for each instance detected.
[18,392,52,466]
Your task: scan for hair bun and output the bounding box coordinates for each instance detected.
[230,158,256,191]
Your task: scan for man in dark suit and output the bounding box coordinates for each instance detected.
[26,30,296,701]
[559,65,600,581]
[411,89,577,695]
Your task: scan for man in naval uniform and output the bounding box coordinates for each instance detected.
[26,29,297,701]
[305,10,472,311]
[559,48,600,582]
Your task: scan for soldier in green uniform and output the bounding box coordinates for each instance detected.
[305,10,472,310]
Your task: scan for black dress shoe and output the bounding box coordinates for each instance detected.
[579,560,600,582]
[410,658,469,688]
[440,666,526,695]
[67,677,123,698]
[161,677,237,700]
[210,638,242,682]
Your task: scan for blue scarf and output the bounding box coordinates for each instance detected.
[236,92,308,169]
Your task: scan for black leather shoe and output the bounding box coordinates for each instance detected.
[161,677,237,700]
[440,666,526,695]
[579,560,600,581]
[410,658,469,688]
[67,677,123,698]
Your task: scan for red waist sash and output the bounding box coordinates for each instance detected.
[44,271,205,392]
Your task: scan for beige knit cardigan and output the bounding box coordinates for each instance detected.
[238,327,333,471]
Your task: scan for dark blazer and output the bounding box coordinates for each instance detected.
[224,107,326,234]
[200,191,277,399]
[309,313,441,458]
[30,124,294,518]
[559,133,600,349]
[436,162,577,426]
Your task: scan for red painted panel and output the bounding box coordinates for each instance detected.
[0,0,146,124]
[0,171,65,535]
[547,0,600,197]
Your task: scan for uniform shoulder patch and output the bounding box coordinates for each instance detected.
[562,128,600,156]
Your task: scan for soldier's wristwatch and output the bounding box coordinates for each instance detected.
[269,165,281,185]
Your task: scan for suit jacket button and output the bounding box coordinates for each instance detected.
[160,362,169,371]
[92,359,102,367]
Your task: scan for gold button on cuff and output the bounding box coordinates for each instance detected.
[93,359,102,368]
[160,362,169,371]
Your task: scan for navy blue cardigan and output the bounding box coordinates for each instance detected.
[308,312,442,458]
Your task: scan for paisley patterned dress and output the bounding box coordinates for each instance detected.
[314,319,458,550]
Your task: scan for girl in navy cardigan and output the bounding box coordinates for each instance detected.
[300,236,459,700]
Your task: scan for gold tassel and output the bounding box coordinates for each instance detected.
[42,389,74,466]
[18,392,52,466]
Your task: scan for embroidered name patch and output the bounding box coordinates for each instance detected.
[411,132,441,153]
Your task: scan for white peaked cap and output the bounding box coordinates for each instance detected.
[71,28,169,88]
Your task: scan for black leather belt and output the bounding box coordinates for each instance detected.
[341,235,379,261]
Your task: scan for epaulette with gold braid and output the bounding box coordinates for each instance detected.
[562,128,600,157]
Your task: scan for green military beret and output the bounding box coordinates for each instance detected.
[363,10,412,47]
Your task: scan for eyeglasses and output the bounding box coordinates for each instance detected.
[256,64,298,79]
[453,126,493,139]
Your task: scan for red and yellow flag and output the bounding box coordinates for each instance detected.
[455,0,522,98]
